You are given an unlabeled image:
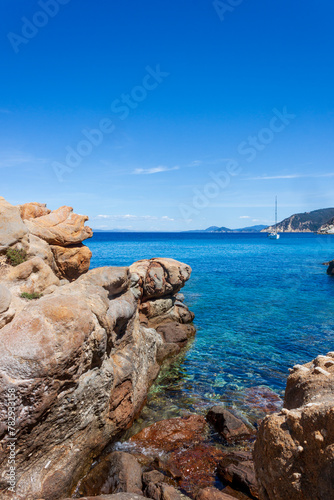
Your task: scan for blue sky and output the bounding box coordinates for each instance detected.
[1,0,334,230]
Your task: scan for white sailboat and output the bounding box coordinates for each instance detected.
[268,196,280,239]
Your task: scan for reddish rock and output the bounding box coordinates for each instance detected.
[196,487,235,499]
[217,451,258,499]
[129,415,208,453]
[78,451,142,496]
[206,407,254,442]
[166,443,224,495]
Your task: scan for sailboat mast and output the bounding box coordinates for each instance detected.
[275,196,277,234]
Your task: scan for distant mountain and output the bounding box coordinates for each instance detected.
[92,228,133,232]
[188,224,267,233]
[234,225,268,233]
[204,226,221,232]
[261,208,334,233]
[205,226,231,232]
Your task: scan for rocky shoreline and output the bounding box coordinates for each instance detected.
[0,196,333,500]
[0,197,195,499]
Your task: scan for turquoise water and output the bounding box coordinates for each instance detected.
[87,233,334,420]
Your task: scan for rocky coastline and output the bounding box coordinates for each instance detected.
[0,197,195,499]
[0,196,333,500]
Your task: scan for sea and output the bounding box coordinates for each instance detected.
[87,232,334,427]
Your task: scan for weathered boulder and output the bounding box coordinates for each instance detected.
[51,243,92,281]
[129,415,208,453]
[0,197,28,251]
[5,256,60,295]
[196,487,235,499]
[0,253,194,500]
[206,407,254,442]
[217,451,258,499]
[254,352,334,500]
[156,343,181,364]
[0,284,11,313]
[142,470,189,499]
[130,258,192,300]
[63,495,146,500]
[0,198,196,500]
[26,234,56,269]
[78,451,142,496]
[24,205,93,246]
[157,322,195,346]
[20,202,51,220]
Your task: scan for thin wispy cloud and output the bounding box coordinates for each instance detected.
[240,215,250,219]
[0,152,49,168]
[133,166,179,175]
[94,214,174,221]
[187,158,232,167]
[248,173,334,180]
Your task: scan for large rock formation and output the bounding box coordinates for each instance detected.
[261,207,334,233]
[327,260,334,275]
[0,198,195,500]
[318,216,334,234]
[254,353,334,500]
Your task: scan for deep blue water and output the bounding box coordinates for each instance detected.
[87,232,334,420]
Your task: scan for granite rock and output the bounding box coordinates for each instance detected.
[254,352,334,500]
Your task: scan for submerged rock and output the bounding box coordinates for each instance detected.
[129,415,208,453]
[166,443,224,495]
[206,407,255,443]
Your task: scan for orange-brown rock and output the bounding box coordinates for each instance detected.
[254,353,334,500]
[0,198,195,500]
[6,256,60,295]
[51,243,92,281]
[129,415,208,453]
[20,202,51,220]
[217,451,258,499]
[24,205,93,246]
[78,451,143,496]
[196,487,236,499]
